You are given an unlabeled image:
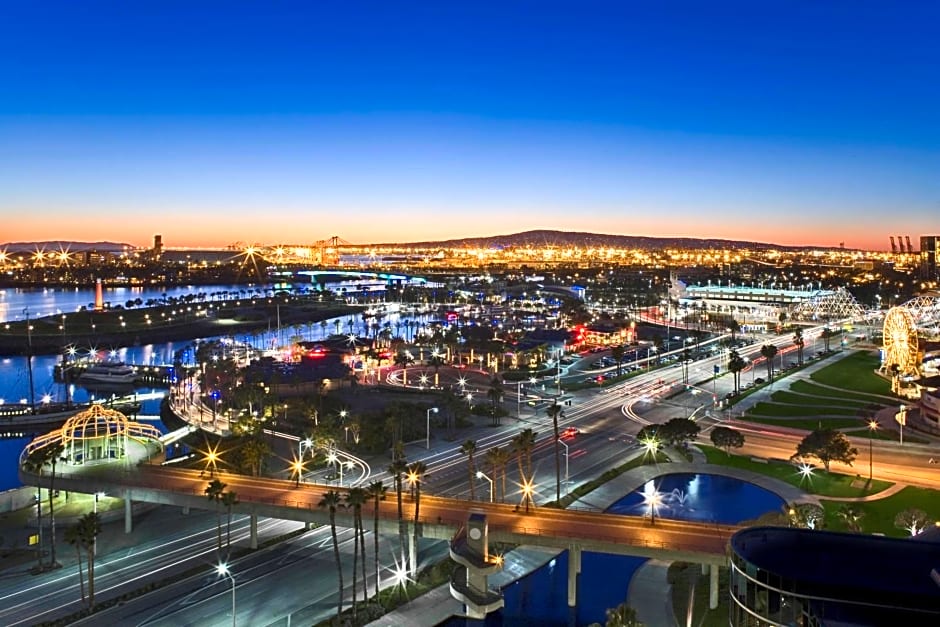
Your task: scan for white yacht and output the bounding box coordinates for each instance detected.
[78,361,138,384]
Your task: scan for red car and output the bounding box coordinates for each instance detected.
[561,426,580,439]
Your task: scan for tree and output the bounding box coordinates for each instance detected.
[895,508,928,536]
[22,447,49,570]
[660,417,700,449]
[486,445,510,502]
[838,505,864,533]
[680,348,692,383]
[221,490,239,556]
[546,401,564,502]
[793,328,805,366]
[511,429,536,510]
[487,376,505,426]
[318,490,346,620]
[727,319,741,343]
[67,512,100,608]
[821,326,835,352]
[406,461,428,576]
[604,601,643,627]
[204,478,227,552]
[388,455,409,574]
[787,502,824,529]
[710,426,745,455]
[610,344,625,377]
[727,349,746,394]
[64,523,86,606]
[365,481,387,598]
[460,440,477,501]
[636,424,661,447]
[760,343,778,382]
[792,428,857,472]
[345,487,367,619]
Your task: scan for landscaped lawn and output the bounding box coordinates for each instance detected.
[789,380,890,405]
[747,402,859,417]
[769,390,869,409]
[810,351,892,396]
[746,416,868,431]
[822,486,940,537]
[700,445,892,498]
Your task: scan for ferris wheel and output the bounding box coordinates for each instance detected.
[882,306,919,376]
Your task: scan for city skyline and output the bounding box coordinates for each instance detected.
[2,1,938,250]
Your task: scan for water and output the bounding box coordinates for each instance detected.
[441,474,784,626]
[606,473,786,524]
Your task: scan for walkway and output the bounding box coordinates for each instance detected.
[628,560,676,627]
[821,481,908,502]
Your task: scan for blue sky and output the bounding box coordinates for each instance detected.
[1,1,938,249]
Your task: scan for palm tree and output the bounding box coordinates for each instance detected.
[318,490,346,621]
[793,328,805,366]
[838,504,865,533]
[610,344,625,377]
[460,440,477,500]
[204,478,227,552]
[546,402,563,501]
[511,429,536,509]
[728,319,741,343]
[345,487,368,619]
[727,349,746,394]
[64,523,86,606]
[71,512,100,608]
[406,460,428,576]
[365,480,387,598]
[487,376,504,426]
[760,343,778,382]
[388,455,409,573]
[680,348,692,384]
[22,447,48,569]
[221,490,239,557]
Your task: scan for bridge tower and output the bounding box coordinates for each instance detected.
[449,512,504,619]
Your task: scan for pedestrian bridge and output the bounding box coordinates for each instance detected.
[21,463,734,567]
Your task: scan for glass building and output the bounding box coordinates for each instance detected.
[729,526,940,626]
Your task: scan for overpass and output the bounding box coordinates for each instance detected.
[20,462,734,615]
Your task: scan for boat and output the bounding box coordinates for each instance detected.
[78,361,139,385]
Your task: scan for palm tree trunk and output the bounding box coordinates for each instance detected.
[49,462,57,566]
[373,503,381,599]
[412,486,421,576]
[226,509,233,557]
[75,545,85,604]
[359,510,367,605]
[87,546,95,608]
[351,511,359,621]
[396,476,406,573]
[467,453,476,500]
[330,512,343,620]
[35,475,44,569]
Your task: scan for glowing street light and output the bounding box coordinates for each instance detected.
[291,458,306,487]
[217,563,236,627]
[426,407,438,449]
[868,419,879,482]
[476,470,494,503]
[642,484,664,525]
[520,477,535,513]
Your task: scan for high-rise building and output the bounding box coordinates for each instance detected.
[920,235,940,281]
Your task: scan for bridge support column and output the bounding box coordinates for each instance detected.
[124,498,133,534]
[250,513,258,550]
[408,529,417,577]
[702,563,709,576]
[182,505,190,515]
[567,545,581,608]
[709,564,719,610]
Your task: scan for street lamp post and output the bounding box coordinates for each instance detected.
[426,407,438,449]
[868,419,878,482]
[217,563,236,627]
[476,471,494,503]
[517,381,523,419]
[93,492,104,555]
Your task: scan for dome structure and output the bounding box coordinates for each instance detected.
[23,404,162,465]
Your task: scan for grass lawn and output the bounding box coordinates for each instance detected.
[789,380,890,405]
[747,402,859,417]
[821,486,940,537]
[810,351,892,396]
[746,416,869,431]
[700,445,893,498]
[769,390,869,409]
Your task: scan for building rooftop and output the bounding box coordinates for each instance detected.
[732,526,940,614]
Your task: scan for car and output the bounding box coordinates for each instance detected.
[561,426,580,439]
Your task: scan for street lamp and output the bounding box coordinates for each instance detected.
[476,471,494,503]
[868,419,879,482]
[217,563,236,627]
[291,458,305,487]
[298,437,313,462]
[521,478,535,513]
[426,407,438,450]
[642,484,663,525]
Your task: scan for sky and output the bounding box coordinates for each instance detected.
[1,1,938,251]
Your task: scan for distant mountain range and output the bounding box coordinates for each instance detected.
[3,231,824,252]
[1,241,132,252]
[386,229,806,251]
